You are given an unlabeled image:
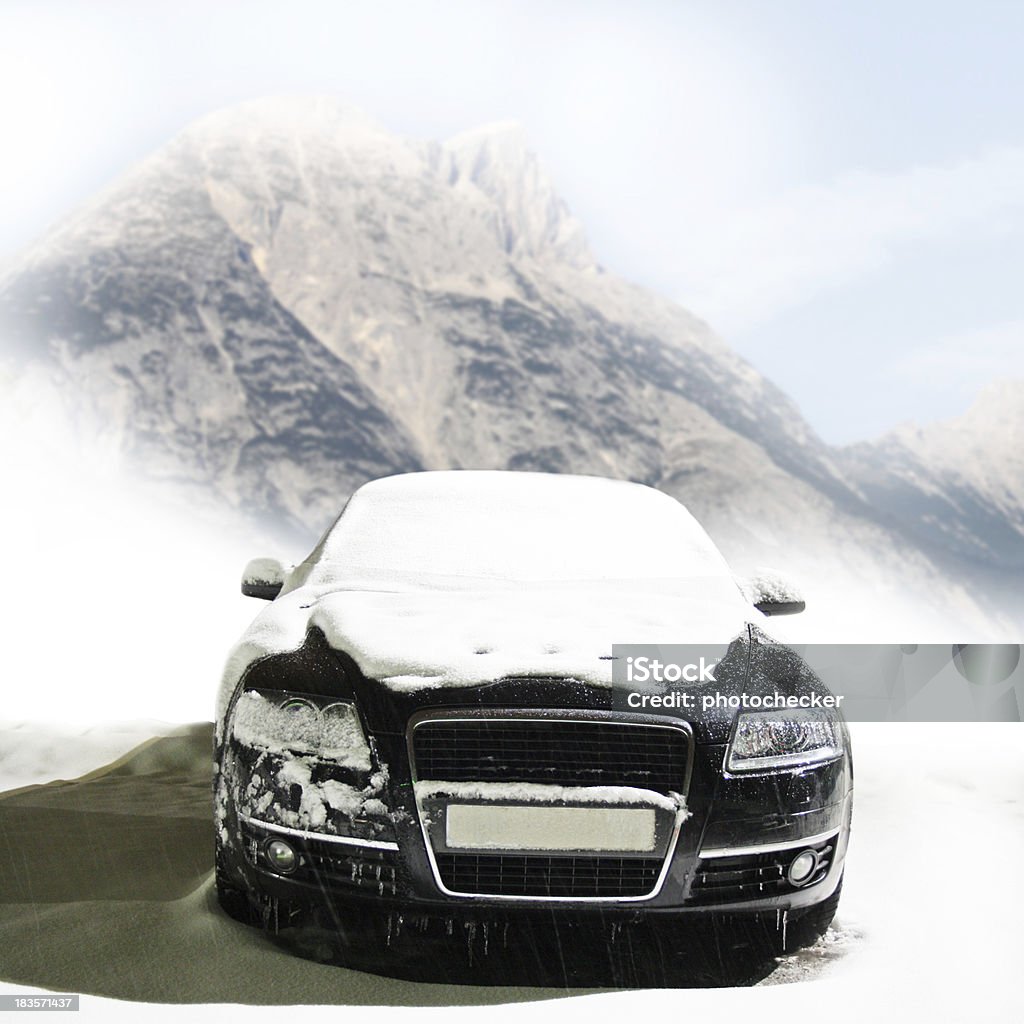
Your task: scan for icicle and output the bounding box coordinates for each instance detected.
[782,909,789,951]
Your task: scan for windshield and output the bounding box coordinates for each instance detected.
[301,471,736,590]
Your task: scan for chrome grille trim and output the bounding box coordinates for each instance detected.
[698,827,841,859]
[241,815,399,851]
[407,709,693,903]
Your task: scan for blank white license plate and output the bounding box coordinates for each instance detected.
[445,804,657,853]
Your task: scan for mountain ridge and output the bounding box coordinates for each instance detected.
[841,379,1023,570]
[0,96,1018,634]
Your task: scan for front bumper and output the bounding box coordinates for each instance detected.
[218,709,853,923]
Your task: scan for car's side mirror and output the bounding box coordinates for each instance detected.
[241,557,290,600]
[740,569,806,616]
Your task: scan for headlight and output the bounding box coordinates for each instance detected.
[319,702,372,764]
[726,709,843,771]
[231,690,372,770]
[279,697,317,715]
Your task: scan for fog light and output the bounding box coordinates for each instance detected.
[265,838,297,874]
[787,849,818,886]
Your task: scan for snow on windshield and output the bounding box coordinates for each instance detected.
[305,471,733,587]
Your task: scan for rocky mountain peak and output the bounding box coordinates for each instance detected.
[443,121,593,269]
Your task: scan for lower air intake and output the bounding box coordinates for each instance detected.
[688,837,835,905]
[436,853,663,899]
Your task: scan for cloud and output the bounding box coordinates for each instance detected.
[672,146,1024,333]
[893,319,1024,401]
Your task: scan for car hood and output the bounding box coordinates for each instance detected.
[220,577,758,708]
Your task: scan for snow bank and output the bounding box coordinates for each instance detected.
[0,720,175,793]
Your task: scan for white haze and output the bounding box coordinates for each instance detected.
[0,360,1005,729]
[0,361,294,726]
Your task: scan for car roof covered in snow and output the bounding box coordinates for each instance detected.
[301,470,734,588]
[221,473,756,700]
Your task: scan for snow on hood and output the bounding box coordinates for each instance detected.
[217,575,754,721]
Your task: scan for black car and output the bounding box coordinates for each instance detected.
[214,471,852,981]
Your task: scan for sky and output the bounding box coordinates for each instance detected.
[1,0,1022,443]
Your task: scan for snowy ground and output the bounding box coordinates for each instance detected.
[0,383,1020,1019]
[0,720,1019,1021]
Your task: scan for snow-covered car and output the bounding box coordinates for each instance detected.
[214,471,852,970]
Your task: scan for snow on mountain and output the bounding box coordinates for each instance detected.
[842,379,1024,570]
[444,120,594,269]
[0,97,1017,635]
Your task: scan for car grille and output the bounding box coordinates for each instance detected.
[436,852,663,899]
[411,715,689,900]
[687,836,835,905]
[411,718,689,793]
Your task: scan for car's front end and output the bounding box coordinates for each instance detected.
[215,625,853,977]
